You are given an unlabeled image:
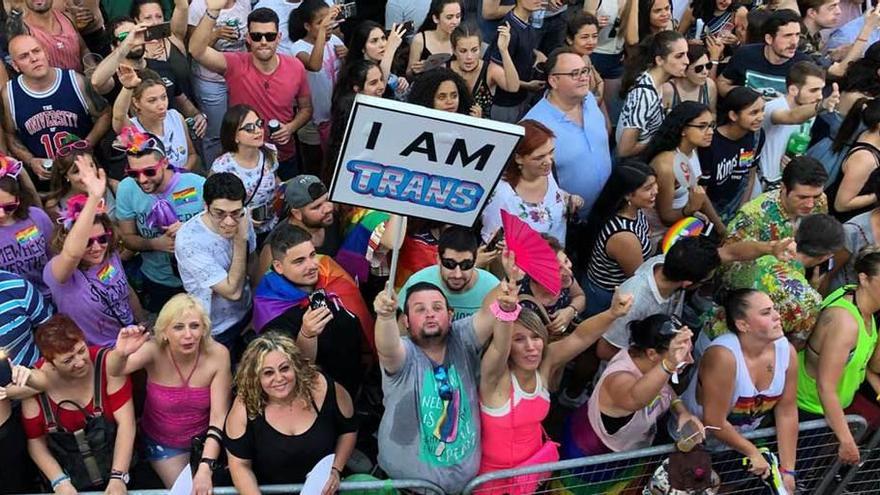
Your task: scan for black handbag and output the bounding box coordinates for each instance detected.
[38,348,118,490]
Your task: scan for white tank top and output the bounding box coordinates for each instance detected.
[133,109,189,171]
[682,333,790,442]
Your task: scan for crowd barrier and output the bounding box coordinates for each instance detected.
[24,416,875,495]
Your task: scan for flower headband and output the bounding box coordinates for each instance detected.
[112,126,166,157]
[0,154,22,180]
[57,193,107,230]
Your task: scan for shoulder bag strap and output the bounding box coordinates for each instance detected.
[92,348,108,414]
[38,393,58,433]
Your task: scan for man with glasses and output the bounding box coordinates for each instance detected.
[523,47,611,220]
[175,172,257,356]
[397,226,498,322]
[189,3,312,179]
[116,127,206,313]
[1,34,109,191]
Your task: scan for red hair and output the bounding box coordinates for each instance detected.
[504,120,556,188]
[35,314,86,362]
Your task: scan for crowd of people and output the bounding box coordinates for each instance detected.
[1,0,880,494]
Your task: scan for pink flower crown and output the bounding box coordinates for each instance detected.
[0,154,22,180]
[57,193,106,231]
[113,126,166,157]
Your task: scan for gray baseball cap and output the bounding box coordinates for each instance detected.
[284,175,328,209]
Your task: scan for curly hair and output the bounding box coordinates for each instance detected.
[234,332,320,419]
[407,67,474,114]
[642,100,710,163]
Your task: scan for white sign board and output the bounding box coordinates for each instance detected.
[328,94,524,227]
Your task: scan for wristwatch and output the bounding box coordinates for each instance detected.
[200,458,220,472]
[110,470,130,485]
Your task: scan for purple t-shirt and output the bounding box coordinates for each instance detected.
[0,207,55,298]
[43,253,134,347]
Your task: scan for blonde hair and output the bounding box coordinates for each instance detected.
[153,294,213,349]
[234,332,319,419]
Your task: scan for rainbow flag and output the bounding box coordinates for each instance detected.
[335,208,390,284]
[15,225,40,245]
[172,187,198,204]
[97,264,117,284]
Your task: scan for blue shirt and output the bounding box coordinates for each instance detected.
[523,93,612,219]
[0,270,53,366]
[828,16,880,55]
[115,172,206,287]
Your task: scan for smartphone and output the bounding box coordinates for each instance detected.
[250,204,271,222]
[486,229,504,251]
[144,22,172,42]
[403,20,415,37]
[309,289,329,311]
[0,358,11,387]
[336,2,356,19]
[422,53,452,72]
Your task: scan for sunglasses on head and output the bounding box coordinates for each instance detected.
[692,61,714,74]
[658,314,684,337]
[433,365,453,401]
[440,257,474,271]
[239,119,265,133]
[57,139,90,158]
[86,232,111,248]
[249,32,278,42]
[116,31,130,43]
[124,160,166,179]
[0,200,19,214]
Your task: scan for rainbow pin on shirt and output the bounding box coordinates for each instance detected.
[172,187,198,205]
[15,225,40,245]
[97,264,117,284]
[661,216,706,254]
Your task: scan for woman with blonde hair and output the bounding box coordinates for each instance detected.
[107,293,231,495]
[225,332,357,493]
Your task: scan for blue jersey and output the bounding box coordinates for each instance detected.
[7,68,93,159]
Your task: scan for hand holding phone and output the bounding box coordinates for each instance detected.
[144,22,172,42]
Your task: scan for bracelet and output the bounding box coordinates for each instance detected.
[51,474,71,490]
[780,468,797,478]
[205,9,219,20]
[857,37,869,42]
[670,398,683,408]
[660,359,675,375]
[331,466,342,476]
[490,300,522,322]
[299,331,317,339]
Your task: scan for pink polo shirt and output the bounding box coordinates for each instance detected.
[223,51,310,161]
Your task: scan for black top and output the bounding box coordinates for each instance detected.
[721,44,809,100]
[224,374,358,485]
[827,142,880,222]
[487,10,538,107]
[698,128,763,223]
[146,40,194,102]
[263,296,364,394]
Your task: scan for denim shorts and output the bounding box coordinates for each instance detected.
[591,51,625,80]
[142,433,189,462]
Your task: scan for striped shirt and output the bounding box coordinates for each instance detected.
[586,211,653,291]
[0,270,53,366]
[616,72,665,146]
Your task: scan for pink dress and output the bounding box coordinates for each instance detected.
[140,349,211,449]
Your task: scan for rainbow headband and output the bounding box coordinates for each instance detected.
[112,126,166,157]
[661,216,705,254]
[57,193,107,231]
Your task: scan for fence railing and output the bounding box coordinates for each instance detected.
[831,424,880,495]
[33,478,445,495]
[461,416,868,495]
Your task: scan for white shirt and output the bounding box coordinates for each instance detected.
[281,35,344,124]
[188,0,250,82]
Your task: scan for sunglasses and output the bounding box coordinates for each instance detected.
[86,232,111,248]
[124,161,166,179]
[57,139,90,158]
[249,31,278,42]
[658,314,684,338]
[433,365,453,401]
[440,257,474,271]
[0,200,19,214]
[692,61,714,74]
[116,31,130,42]
[239,119,265,134]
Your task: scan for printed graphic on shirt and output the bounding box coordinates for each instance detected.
[1,221,50,276]
[418,364,476,466]
[745,70,787,100]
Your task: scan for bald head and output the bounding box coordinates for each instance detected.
[8,35,50,79]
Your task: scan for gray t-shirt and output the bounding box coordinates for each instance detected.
[175,214,256,335]
[378,317,482,493]
[832,211,875,291]
[602,255,686,348]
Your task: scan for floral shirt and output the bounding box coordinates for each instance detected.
[480,178,568,246]
[709,255,820,349]
[210,151,279,234]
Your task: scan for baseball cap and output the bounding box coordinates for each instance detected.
[284,175,328,209]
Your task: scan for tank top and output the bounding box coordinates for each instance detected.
[147,41,194,101]
[471,61,493,118]
[25,11,82,71]
[646,148,701,245]
[132,109,189,171]
[670,81,710,108]
[7,69,93,160]
[586,210,653,291]
[682,333,789,438]
[826,142,880,222]
[797,286,878,414]
[583,350,674,452]
[420,31,433,60]
[140,348,211,449]
[479,371,551,472]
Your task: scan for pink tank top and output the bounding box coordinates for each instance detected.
[478,372,551,473]
[584,350,674,452]
[26,11,83,72]
[140,349,211,449]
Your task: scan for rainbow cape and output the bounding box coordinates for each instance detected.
[394,234,438,290]
[335,208,391,284]
[252,255,375,351]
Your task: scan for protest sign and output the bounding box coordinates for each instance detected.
[328,94,523,227]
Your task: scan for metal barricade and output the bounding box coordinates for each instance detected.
[831,425,880,495]
[31,478,445,495]
[462,416,868,495]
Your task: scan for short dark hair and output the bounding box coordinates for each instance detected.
[545,46,581,75]
[403,281,449,315]
[786,60,825,88]
[723,288,762,334]
[269,223,313,261]
[108,16,136,45]
[629,314,677,352]
[718,86,762,126]
[798,0,835,17]
[248,7,279,31]
[781,156,828,190]
[762,9,802,39]
[438,226,479,259]
[204,172,246,206]
[795,214,844,257]
[662,236,720,283]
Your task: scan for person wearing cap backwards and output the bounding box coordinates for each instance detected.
[256,174,338,282]
[115,126,207,313]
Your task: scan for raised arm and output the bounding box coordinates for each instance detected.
[91,24,147,95]
[480,274,521,403]
[374,286,407,374]
[381,24,406,85]
[170,0,189,43]
[111,66,140,133]
[188,0,230,75]
[297,7,339,72]
[106,325,154,377]
[487,23,520,93]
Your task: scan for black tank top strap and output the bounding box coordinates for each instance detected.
[420,31,432,60]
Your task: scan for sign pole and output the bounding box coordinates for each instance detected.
[385,215,405,296]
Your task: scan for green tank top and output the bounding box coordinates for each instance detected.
[796,285,878,414]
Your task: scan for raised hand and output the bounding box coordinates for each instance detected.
[373,286,398,319]
[117,64,141,90]
[500,247,524,283]
[78,158,107,199]
[822,82,840,113]
[608,287,633,317]
[115,325,149,357]
[497,23,511,53]
[301,306,333,339]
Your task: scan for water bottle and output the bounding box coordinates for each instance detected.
[784,122,811,159]
[530,9,546,29]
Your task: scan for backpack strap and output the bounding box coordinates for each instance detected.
[38,392,59,434]
[92,348,108,415]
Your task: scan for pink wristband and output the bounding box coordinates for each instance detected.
[490,301,521,321]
